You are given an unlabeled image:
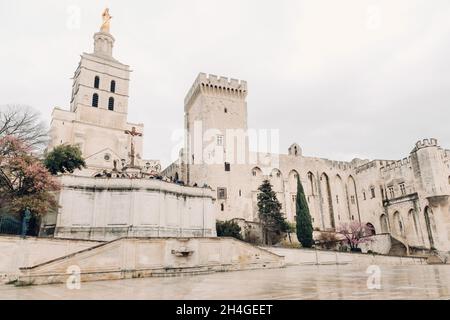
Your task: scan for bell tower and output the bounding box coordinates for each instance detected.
[49,9,145,176]
[68,8,130,129]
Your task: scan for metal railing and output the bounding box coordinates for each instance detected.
[0,215,22,235]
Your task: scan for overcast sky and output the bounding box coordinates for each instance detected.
[1,0,449,167]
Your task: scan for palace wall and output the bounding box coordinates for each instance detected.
[175,73,450,253]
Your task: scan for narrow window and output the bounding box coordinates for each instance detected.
[388,186,395,199]
[225,162,231,172]
[217,135,224,146]
[92,93,99,107]
[370,187,376,199]
[218,188,227,200]
[400,183,406,195]
[220,203,225,211]
[224,108,228,113]
[363,191,366,200]
[94,76,100,89]
[110,80,116,93]
[108,97,115,111]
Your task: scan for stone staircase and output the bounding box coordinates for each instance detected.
[388,236,408,256]
[388,235,449,264]
[14,237,285,286]
[427,251,449,264]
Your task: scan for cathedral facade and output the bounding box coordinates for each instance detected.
[48,10,160,176]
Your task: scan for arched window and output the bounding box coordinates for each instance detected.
[393,212,404,236]
[252,167,262,177]
[271,169,281,178]
[424,206,435,248]
[408,209,419,241]
[92,93,99,107]
[380,214,389,233]
[307,172,315,196]
[94,76,100,89]
[110,80,116,93]
[366,223,376,236]
[108,97,115,111]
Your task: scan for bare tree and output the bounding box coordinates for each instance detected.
[0,105,48,151]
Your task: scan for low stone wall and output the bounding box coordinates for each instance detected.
[17,237,285,286]
[0,236,102,283]
[265,247,427,266]
[360,234,392,255]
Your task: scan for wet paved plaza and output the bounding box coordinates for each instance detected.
[1,264,449,300]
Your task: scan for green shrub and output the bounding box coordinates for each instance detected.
[216,220,243,240]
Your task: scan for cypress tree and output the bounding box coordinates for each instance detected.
[295,175,314,248]
[257,179,286,245]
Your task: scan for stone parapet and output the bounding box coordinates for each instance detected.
[185,73,248,110]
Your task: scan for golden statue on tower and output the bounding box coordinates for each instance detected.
[100,8,112,33]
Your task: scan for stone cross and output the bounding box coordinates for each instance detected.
[124,127,142,167]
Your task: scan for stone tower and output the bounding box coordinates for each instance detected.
[410,138,450,251]
[183,73,254,220]
[48,9,145,176]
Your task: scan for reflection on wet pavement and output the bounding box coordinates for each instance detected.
[1,265,449,300]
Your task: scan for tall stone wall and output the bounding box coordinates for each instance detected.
[54,175,217,241]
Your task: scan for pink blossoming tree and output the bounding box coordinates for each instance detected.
[337,222,375,251]
[0,135,60,217]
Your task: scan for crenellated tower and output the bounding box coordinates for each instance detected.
[183,73,253,220]
[410,138,448,197]
[183,73,249,183]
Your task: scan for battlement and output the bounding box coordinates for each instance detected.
[412,138,439,152]
[380,157,411,174]
[444,149,450,158]
[330,160,352,170]
[312,158,354,171]
[355,160,378,174]
[184,73,248,108]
